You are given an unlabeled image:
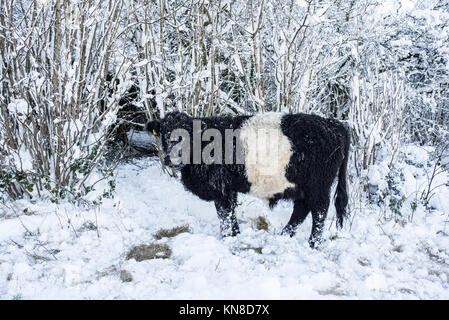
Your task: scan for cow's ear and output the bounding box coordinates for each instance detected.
[146,119,161,136]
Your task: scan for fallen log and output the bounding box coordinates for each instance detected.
[126,129,158,153]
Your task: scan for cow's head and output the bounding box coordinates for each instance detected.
[146,111,191,169]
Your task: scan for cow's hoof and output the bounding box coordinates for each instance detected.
[281,225,296,237]
[308,237,323,249]
[220,227,240,238]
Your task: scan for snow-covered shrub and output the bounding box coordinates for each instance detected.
[385,3,449,146]
[349,69,406,176]
[365,144,449,223]
[420,143,449,208]
[0,0,133,202]
[347,0,449,147]
[1,0,447,205]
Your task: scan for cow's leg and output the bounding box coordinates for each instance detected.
[214,193,240,237]
[281,199,309,237]
[308,197,330,249]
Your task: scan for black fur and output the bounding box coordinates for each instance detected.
[146,112,350,248]
[279,114,350,247]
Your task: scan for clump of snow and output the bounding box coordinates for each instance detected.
[7,99,29,121]
[0,145,449,299]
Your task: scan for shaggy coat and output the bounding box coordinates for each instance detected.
[146,112,350,248]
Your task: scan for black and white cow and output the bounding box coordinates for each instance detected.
[146,111,350,248]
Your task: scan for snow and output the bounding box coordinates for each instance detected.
[7,99,29,121]
[1,147,449,299]
[134,59,149,68]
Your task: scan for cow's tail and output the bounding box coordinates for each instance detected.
[335,124,350,228]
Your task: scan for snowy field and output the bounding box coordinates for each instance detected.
[1,145,448,299]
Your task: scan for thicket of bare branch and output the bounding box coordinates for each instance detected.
[1,0,448,202]
[0,0,133,201]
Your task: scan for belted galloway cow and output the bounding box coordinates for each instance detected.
[146,111,350,248]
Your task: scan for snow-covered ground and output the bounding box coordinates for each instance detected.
[1,146,448,299]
